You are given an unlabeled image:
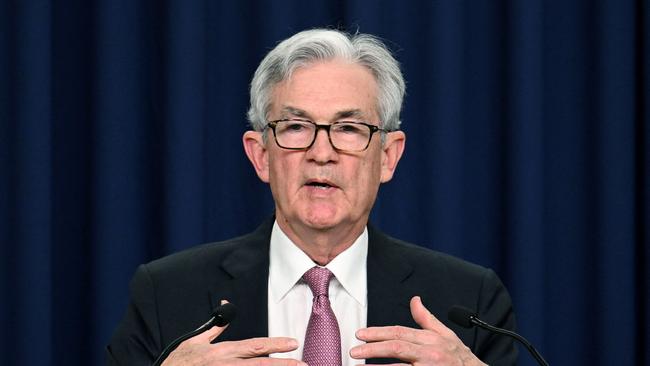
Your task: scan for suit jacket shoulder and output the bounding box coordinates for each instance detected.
[106,218,274,365]
[366,225,518,365]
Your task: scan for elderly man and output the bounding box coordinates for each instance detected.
[107,29,517,366]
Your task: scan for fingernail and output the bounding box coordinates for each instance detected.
[288,339,299,348]
[350,347,360,358]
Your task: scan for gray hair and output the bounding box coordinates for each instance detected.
[247,29,405,132]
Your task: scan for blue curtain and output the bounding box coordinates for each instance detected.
[1,1,648,365]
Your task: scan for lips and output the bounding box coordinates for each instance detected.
[304,179,339,189]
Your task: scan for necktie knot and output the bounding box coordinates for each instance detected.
[302,266,333,297]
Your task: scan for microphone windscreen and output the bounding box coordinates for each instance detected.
[448,306,475,328]
[213,302,237,326]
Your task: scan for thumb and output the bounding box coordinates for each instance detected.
[197,323,229,344]
[191,299,232,344]
[410,296,455,337]
[187,320,230,344]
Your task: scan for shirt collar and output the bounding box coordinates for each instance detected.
[268,220,368,306]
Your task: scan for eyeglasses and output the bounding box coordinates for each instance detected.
[265,118,389,152]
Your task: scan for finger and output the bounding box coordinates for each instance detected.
[186,323,229,344]
[410,296,455,337]
[350,340,418,362]
[355,326,435,345]
[217,337,300,358]
[207,324,230,343]
[237,357,307,366]
[190,298,233,343]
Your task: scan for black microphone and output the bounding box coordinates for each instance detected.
[152,302,237,366]
[448,306,549,366]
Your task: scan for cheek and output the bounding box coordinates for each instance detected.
[268,155,300,192]
[349,158,382,198]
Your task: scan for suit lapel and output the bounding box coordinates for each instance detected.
[208,219,273,341]
[366,224,416,327]
[366,224,418,364]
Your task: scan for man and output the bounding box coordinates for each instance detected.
[107,29,517,366]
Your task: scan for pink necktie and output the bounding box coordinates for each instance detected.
[302,266,342,366]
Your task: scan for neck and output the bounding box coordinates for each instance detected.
[275,214,366,265]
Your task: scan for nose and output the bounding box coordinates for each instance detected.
[306,128,338,163]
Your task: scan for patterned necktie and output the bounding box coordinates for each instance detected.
[302,266,342,366]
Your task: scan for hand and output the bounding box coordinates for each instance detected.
[350,296,487,366]
[161,323,306,366]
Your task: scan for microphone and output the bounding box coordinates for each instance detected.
[152,302,237,366]
[448,306,549,366]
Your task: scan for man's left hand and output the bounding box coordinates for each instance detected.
[350,296,486,366]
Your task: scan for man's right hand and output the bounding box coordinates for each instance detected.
[161,324,306,366]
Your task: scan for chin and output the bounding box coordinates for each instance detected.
[303,215,340,230]
[302,207,341,229]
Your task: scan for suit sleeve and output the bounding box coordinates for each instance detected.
[106,264,162,365]
[473,269,518,366]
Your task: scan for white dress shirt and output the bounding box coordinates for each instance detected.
[268,221,368,365]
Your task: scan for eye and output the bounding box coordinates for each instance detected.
[334,122,366,134]
[286,123,305,131]
[279,120,312,133]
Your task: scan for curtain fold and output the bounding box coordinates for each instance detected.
[1,1,647,365]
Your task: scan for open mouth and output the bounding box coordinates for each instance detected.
[305,180,338,189]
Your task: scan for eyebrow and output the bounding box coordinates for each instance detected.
[280,106,310,119]
[334,109,367,120]
[279,106,369,121]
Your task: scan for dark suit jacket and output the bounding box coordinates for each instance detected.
[107,217,518,365]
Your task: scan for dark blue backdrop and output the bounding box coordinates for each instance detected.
[1,1,648,365]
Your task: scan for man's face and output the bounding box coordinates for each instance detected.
[244,60,404,234]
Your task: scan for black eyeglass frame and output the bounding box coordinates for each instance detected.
[265,118,391,152]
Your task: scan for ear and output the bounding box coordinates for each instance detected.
[380,131,406,183]
[242,131,270,183]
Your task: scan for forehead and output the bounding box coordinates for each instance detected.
[269,60,379,121]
